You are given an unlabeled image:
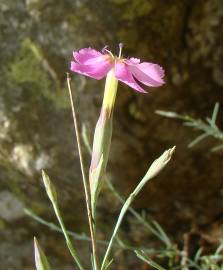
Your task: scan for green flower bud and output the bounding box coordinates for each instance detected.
[89,69,118,217]
[42,170,57,204]
[34,237,51,270]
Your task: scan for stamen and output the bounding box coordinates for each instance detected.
[118,43,124,58]
[102,46,114,58]
[102,45,108,54]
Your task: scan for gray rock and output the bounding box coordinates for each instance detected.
[0,191,24,221]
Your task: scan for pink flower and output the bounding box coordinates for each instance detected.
[70,45,165,93]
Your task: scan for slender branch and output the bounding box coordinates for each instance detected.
[105,179,171,247]
[53,202,85,270]
[66,74,99,269]
[25,208,96,242]
[81,123,172,247]
[101,147,175,269]
[135,250,167,270]
[41,171,85,269]
[156,103,223,152]
[25,208,168,255]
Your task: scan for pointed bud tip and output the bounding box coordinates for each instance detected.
[42,170,49,187]
[145,146,176,180]
[34,237,40,259]
[169,145,176,155]
[34,237,51,270]
[34,237,40,252]
[163,146,176,163]
[42,169,46,177]
[34,237,37,247]
[41,170,57,203]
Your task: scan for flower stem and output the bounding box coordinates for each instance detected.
[67,74,99,270]
[52,202,85,270]
[26,208,165,254]
[101,147,175,270]
[105,179,171,246]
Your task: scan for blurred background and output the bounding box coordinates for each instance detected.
[1,0,223,269]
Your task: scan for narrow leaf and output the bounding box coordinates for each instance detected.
[156,110,182,119]
[211,102,219,126]
[151,221,171,247]
[188,133,209,148]
[135,250,166,270]
[211,144,223,152]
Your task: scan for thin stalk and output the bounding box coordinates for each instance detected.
[101,192,138,269]
[135,250,167,270]
[67,74,99,270]
[82,125,171,246]
[52,201,85,270]
[101,147,175,269]
[25,208,97,243]
[105,179,171,247]
[26,208,172,255]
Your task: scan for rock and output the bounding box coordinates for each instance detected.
[0,191,24,221]
[1,0,223,269]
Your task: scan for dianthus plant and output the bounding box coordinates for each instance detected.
[33,44,175,270]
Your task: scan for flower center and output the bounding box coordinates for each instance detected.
[102,43,124,63]
[102,46,114,58]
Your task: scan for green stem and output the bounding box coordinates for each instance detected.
[26,208,175,255]
[52,202,85,270]
[105,179,171,246]
[101,194,136,269]
[101,147,175,270]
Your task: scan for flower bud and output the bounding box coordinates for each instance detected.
[89,69,118,214]
[144,146,176,180]
[34,237,51,270]
[42,170,57,204]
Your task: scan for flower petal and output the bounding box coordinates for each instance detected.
[128,58,140,64]
[115,62,147,93]
[128,62,165,87]
[70,59,112,80]
[73,48,102,65]
[71,47,113,79]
